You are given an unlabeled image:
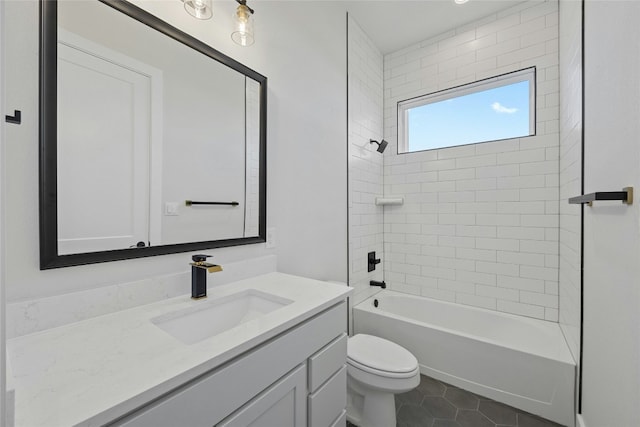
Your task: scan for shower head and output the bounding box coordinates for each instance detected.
[370,139,388,154]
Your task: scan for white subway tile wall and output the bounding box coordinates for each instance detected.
[558,0,582,363]
[382,0,560,320]
[348,15,385,306]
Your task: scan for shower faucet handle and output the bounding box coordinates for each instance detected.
[368,251,381,272]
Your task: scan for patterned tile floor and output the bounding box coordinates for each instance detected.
[347,374,565,427]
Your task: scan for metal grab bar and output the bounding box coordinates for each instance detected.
[185,200,240,206]
[568,187,633,206]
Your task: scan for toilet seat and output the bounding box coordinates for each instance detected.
[347,357,419,379]
[347,334,419,378]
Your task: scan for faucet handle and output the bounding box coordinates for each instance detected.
[192,254,212,263]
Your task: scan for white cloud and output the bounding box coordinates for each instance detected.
[491,102,518,114]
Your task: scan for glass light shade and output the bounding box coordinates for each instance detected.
[184,0,213,20]
[231,4,254,46]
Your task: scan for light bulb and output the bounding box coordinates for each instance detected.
[232,4,254,46]
[184,0,212,20]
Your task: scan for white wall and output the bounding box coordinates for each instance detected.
[382,0,560,320]
[581,2,640,425]
[3,1,347,312]
[258,3,348,282]
[558,0,582,372]
[0,0,7,423]
[347,15,385,307]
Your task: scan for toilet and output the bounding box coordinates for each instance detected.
[346,334,420,427]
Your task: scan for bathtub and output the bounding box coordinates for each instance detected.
[353,290,575,427]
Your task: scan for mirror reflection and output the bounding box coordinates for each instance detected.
[54,0,263,256]
[40,0,266,269]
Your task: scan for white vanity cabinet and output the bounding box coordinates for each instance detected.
[111,301,348,427]
[218,363,307,427]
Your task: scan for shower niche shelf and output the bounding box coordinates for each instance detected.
[375,196,404,206]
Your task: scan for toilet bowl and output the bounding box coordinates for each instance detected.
[346,334,420,427]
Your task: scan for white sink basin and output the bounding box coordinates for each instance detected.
[152,289,293,345]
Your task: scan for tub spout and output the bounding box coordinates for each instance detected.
[370,280,386,289]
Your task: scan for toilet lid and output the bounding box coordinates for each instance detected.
[347,334,418,375]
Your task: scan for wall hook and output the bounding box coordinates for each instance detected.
[5,110,21,125]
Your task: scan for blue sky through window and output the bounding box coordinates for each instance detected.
[407,80,531,152]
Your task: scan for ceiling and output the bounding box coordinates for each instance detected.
[343,0,531,54]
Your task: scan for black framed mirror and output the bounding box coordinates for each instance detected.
[40,0,267,269]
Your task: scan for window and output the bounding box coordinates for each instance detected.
[398,67,535,153]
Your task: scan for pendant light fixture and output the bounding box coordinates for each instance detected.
[231,0,255,47]
[183,0,213,19]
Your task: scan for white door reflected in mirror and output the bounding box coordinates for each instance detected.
[57,38,153,254]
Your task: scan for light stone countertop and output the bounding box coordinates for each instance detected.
[7,272,352,427]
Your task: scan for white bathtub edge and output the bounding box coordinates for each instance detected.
[355,290,575,366]
[418,364,575,427]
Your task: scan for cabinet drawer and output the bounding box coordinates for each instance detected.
[308,333,347,392]
[308,365,347,427]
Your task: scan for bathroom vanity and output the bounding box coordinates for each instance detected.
[7,273,351,426]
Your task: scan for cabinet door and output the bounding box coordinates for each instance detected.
[217,364,307,427]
